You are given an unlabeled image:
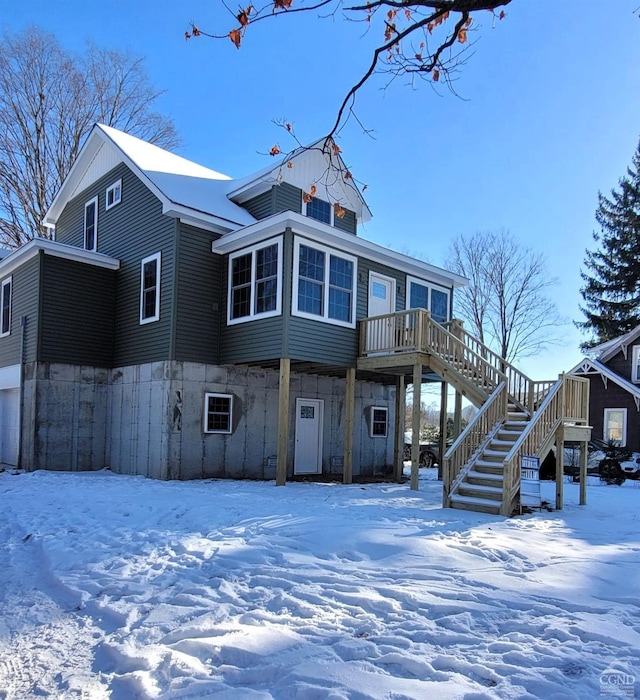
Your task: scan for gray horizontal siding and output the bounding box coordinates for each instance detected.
[287,316,358,366]
[174,223,222,364]
[220,316,285,364]
[55,163,175,366]
[334,208,357,235]
[242,190,272,220]
[39,256,115,366]
[356,259,406,320]
[0,253,40,367]
[275,183,302,214]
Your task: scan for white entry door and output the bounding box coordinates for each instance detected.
[294,398,323,475]
[0,388,19,466]
[367,273,396,352]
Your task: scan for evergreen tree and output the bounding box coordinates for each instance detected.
[579,140,640,349]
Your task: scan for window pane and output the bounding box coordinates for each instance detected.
[143,289,156,319]
[306,197,331,224]
[85,201,96,250]
[606,410,624,443]
[256,278,277,314]
[143,260,157,289]
[141,259,158,321]
[232,284,251,319]
[232,253,252,287]
[256,244,277,280]
[329,287,351,322]
[409,282,428,310]
[329,256,352,290]
[298,279,323,315]
[299,245,324,281]
[431,289,448,323]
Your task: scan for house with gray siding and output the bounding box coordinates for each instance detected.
[0,124,467,484]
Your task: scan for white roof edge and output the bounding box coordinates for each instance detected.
[212,211,467,288]
[594,325,640,363]
[569,357,640,399]
[0,238,121,277]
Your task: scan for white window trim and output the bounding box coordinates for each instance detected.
[84,196,98,252]
[227,236,283,326]
[0,277,11,337]
[105,179,122,210]
[303,195,334,226]
[406,275,451,322]
[370,406,388,438]
[203,392,233,434]
[140,252,161,325]
[604,408,627,446]
[632,346,640,383]
[292,236,358,329]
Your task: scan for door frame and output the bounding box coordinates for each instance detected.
[368,271,396,317]
[294,397,324,475]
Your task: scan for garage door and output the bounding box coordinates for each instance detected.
[0,388,19,466]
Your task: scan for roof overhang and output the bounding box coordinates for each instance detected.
[212,211,467,289]
[0,238,120,277]
[570,357,640,407]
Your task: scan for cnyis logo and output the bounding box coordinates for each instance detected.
[600,667,635,697]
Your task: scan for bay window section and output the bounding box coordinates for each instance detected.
[228,237,282,324]
[293,238,357,328]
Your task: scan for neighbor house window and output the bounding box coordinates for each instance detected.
[305,196,331,225]
[293,238,356,328]
[407,277,450,324]
[204,393,233,433]
[370,407,388,437]
[106,179,122,210]
[228,237,282,324]
[140,252,161,324]
[604,408,627,446]
[0,277,11,337]
[84,196,98,251]
[632,346,640,383]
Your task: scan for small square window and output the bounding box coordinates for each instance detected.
[371,406,388,437]
[106,180,122,210]
[204,393,233,433]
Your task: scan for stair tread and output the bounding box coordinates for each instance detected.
[450,494,501,506]
[459,484,503,494]
[468,470,503,480]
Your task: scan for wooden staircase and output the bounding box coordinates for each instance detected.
[358,310,590,516]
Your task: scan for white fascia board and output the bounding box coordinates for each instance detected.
[570,358,640,400]
[597,327,640,363]
[164,205,236,235]
[0,238,120,277]
[212,211,467,289]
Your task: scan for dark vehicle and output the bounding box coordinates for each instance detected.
[403,440,439,467]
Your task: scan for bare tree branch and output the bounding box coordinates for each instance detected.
[0,27,180,248]
[446,229,563,364]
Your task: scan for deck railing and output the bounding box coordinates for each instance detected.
[500,374,590,515]
[443,381,508,507]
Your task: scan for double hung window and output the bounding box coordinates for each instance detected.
[370,407,388,437]
[84,197,98,251]
[204,393,233,433]
[0,277,11,336]
[293,238,356,328]
[604,408,627,446]
[140,252,161,324]
[228,237,282,324]
[106,180,122,210]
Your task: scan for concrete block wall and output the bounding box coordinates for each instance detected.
[21,362,109,471]
[22,361,396,480]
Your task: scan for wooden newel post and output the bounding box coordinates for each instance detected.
[343,367,356,484]
[394,375,405,483]
[411,362,422,491]
[555,373,565,509]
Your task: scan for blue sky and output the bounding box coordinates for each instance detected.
[2,1,640,380]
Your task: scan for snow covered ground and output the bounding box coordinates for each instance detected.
[1,468,639,700]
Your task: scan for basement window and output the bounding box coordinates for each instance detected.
[370,406,388,438]
[204,393,233,433]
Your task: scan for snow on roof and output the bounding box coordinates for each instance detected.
[97,125,257,228]
[586,324,640,363]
